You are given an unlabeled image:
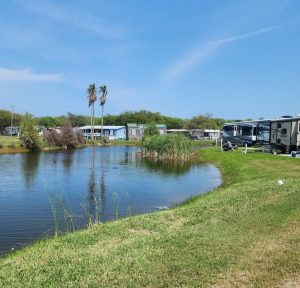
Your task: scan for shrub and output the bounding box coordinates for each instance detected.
[19,113,40,150]
[43,120,84,149]
[43,129,63,147]
[76,130,85,145]
[0,143,3,149]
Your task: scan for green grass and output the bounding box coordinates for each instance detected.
[0,148,299,287]
[0,135,19,147]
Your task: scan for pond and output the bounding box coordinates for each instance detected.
[0,146,221,255]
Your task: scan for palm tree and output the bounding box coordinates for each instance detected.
[99,85,107,140]
[87,83,97,140]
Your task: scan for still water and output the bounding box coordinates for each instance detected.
[0,146,221,254]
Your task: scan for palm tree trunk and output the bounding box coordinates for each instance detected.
[101,105,104,140]
[92,103,95,141]
[90,106,93,140]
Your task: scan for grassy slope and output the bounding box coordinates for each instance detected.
[0,148,299,287]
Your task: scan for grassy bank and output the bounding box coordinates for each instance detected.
[0,148,299,287]
[0,136,28,154]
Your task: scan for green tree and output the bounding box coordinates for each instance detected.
[20,113,40,150]
[0,109,22,133]
[99,85,107,140]
[143,123,159,138]
[87,83,97,140]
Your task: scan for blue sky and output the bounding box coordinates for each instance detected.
[0,0,299,119]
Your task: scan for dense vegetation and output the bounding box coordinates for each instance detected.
[19,113,40,151]
[141,134,195,161]
[0,109,22,134]
[43,119,85,149]
[0,109,229,130]
[0,149,299,287]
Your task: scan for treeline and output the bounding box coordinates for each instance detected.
[0,109,228,131]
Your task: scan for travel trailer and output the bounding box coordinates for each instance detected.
[223,116,300,153]
[270,117,300,153]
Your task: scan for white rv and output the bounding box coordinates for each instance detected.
[270,117,300,153]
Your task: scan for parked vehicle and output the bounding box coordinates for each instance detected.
[270,117,300,153]
[223,116,300,153]
[223,122,257,145]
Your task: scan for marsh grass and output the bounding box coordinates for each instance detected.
[0,148,299,287]
[141,134,196,162]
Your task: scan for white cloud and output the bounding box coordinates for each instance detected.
[15,0,125,38]
[0,68,63,82]
[162,26,281,81]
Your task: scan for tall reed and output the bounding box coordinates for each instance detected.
[141,134,196,162]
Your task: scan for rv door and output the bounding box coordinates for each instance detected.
[297,121,300,147]
[233,125,238,137]
[277,121,291,147]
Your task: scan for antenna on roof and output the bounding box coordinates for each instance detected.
[10,105,14,137]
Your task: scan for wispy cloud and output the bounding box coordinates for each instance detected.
[15,0,125,38]
[0,67,63,82]
[162,26,281,81]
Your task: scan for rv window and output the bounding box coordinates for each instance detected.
[241,126,252,136]
[298,122,300,132]
[281,128,287,135]
[253,127,257,136]
[277,123,282,129]
[223,126,233,132]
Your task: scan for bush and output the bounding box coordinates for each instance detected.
[20,113,40,150]
[61,120,78,149]
[43,129,62,147]
[76,130,85,145]
[43,120,85,149]
[0,143,3,149]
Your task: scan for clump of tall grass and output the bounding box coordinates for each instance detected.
[141,134,196,162]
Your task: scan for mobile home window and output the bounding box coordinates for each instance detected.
[277,123,282,129]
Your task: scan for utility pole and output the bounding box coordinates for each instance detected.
[10,105,14,137]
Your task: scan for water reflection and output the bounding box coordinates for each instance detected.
[86,148,106,222]
[139,158,194,175]
[62,150,75,173]
[21,152,40,188]
[0,146,221,254]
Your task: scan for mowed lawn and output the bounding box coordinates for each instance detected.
[0,148,299,287]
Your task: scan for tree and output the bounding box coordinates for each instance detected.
[99,85,107,140]
[87,83,97,140]
[0,109,22,134]
[20,113,40,150]
[61,119,78,149]
[143,123,159,138]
